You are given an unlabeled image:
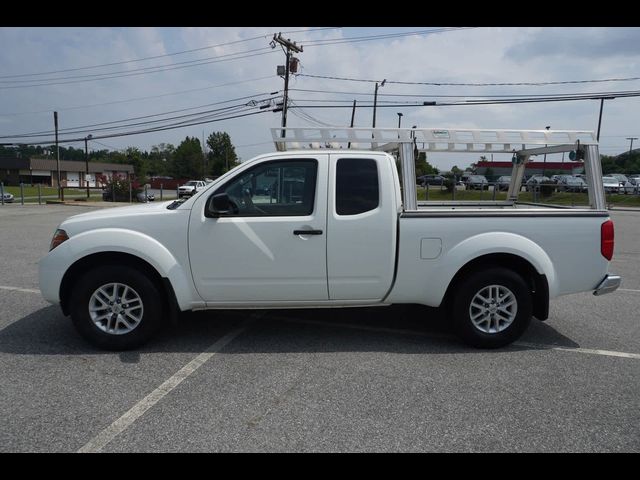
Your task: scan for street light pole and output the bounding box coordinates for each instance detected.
[542,126,550,176]
[84,134,93,199]
[627,137,638,158]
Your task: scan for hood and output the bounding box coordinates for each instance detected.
[59,200,185,234]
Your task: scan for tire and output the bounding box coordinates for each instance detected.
[451,267,532,349]
[69,265,164,350]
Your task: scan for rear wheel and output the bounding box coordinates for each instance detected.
[70,265,163,350]
[451,267,532,348]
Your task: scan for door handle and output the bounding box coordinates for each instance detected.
[293,229,323,235]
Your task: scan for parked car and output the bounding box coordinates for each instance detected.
[465,175,489,190]
[178,180,206,198]
[609,173,635,194]
[525,175,552,192]
[602,176,623,194]
[136,191,155,203]
[629,175,640,193]
[38,126,620,352]
[1,191,14,203]
[555,175,587,192]
[417,174,445,187]
[495,176,511,191]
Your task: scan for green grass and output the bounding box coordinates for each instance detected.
[3,185,59,197]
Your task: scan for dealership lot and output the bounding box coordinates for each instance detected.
[0,204,638,452]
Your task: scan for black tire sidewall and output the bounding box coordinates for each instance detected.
[70,265,162,350]
[452,267,532,349]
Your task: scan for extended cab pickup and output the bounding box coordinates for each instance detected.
[39,127,621,350]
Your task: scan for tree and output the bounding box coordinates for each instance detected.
[147,143,175,177]
[171,137,204,179]
[206,131,238,177]
[415,152,439,176]
[124,147,146,181]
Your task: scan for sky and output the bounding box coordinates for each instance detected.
[1,26,639,172]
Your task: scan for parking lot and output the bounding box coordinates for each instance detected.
[0,203,638,452]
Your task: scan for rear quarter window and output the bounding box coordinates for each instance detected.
[336,158,379,215]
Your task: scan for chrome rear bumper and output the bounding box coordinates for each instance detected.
[593,274,622,296]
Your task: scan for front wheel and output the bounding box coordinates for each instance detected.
[69,265,164,350]
[451,267,532,348]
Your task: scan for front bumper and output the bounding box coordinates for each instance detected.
[593,274,622,296]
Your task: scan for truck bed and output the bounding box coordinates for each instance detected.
[408,201,606,216]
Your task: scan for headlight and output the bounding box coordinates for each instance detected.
[49,229,69,251]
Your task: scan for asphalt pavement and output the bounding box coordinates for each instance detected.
[0,203,638,452]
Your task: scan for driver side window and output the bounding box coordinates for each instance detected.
[218,159,318,216]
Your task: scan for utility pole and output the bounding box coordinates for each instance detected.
[271,33,303,138]
[347,100,357,149]
[202,130,206,179]
[84,134,92,199]
[54,112,60,197]
[627,137,638,158]
[372,79,386,128]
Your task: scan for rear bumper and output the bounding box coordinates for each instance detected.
[593,274,622,296]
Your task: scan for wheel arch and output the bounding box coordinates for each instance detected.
[59,251,180,323]
[443,252,549,321]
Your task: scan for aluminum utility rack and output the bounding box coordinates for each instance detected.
[271,127,605,211]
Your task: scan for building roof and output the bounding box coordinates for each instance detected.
[0,157,29,169]
[28,158,134,173]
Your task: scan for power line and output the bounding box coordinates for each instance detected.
[297,72,640,87]
[287,90,640,108]
[0,50,278,89]
[0,91,278,138]
[289,87,640,99]
[0,76,277,117]
[0,27,340,80]
[302,27,476,47]
[3,110,271,146]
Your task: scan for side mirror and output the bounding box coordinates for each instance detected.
[206,192,232,218]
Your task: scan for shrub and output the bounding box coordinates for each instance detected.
[97,174,142,202]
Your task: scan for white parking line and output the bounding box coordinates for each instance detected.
[619,288,640,293]
[77,321,252,453]
[274,317,640,360]
[0,285,40,294]
[515,342,640,359]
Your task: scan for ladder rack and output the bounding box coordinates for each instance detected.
[271,127,598,153]
[270,127,604,211]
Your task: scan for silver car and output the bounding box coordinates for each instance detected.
[609,173,635,194]
[1,192,14,203]
[602,176,622,194]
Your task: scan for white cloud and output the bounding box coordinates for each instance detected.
[1,27,639,171]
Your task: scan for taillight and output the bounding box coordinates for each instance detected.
[50,229,69,251]
[601,220,614,261]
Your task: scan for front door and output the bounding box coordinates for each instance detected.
[188,155,328,304]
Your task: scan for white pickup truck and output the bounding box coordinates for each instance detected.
[39,127,621,350]
[178,180,206,198]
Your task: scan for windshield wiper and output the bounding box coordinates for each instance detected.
[166,198,186,210]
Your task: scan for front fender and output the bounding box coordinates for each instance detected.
[39,228,200,310]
